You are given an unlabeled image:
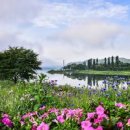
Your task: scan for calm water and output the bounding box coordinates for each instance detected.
[42,70,130,88]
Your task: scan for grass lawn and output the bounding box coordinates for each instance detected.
[74,70,130,76]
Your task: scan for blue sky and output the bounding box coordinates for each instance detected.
[0,0,130,68]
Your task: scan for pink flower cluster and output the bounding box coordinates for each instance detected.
[57,108,83,123]
[115,102,126,109]
[1,114,13,128]
[81,105,107,130]
[20,109,49,130]
[127,119,130,126]
[19,107,83,130]
[1,102,130,130]
[117,122,123,129]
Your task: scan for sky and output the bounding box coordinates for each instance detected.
[0,0,130,68]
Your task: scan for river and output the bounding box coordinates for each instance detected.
[42,70,130,89]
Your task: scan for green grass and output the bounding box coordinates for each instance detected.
[74,70,130,76]
[0,80,130,117]
[1,80,130,129]
[48,69,130,76]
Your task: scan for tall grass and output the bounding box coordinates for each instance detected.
[0,79,130,116]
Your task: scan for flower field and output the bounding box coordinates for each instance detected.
[1,102,130,130]
[0,76,130,130]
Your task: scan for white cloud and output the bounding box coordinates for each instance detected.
[43,19,130,64]
[0,0,129,67]
[50,19,123,48]
[32,0,128,28]
[0,0,42,24]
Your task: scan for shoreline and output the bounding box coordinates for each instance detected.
[48,70,130,76]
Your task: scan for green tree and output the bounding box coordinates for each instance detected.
[104,57,107,67]
[116,56,119,67]
[88,59,92,69]
[0,47,41,83]
[93,59,96,69]
[111,56,114,69]
[96,58,98,65]
[108,57,110,66]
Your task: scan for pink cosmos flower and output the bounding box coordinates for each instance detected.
[81,120,92,129]
[84,127,95,130]
[39,106,46,110]
[22,112,37,120]
[2,117,13,128]
[48,108,59,116]
[94,114,107,124]
[20,119,25,126]
[117,122,123,128]
[87,112,96,119]
[57,115,65,123]
[61,108,68,116]
[95,126,103,130]
[2,114,10,118]
[39,112,49,119]
[66,109,77,119]
[96,105,105,115]
[94,117,104,124]
[31,124,37,130]
[37,122,49,130]
[127,119,130,126]
[115,103,126,109]
[77,109,83,118]
[29,116,37,125]
[60,108,83,123]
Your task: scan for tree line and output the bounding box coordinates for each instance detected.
[87,56,120,70]
[63,56,130,71]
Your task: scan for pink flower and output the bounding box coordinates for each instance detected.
[115,103,126,109]
[39,113,49,119]
[81,121,92,129]
[96,105,105,115]
[2,117,13,128]
[67,110,74,117]
[37,122,49,130]
[2,114,10,118]
[39,106,46,110]
[117,122,123,128]
[31,124,37,130]
[22,112,37,120]
[84,127,94,130]
[20,119,25,126]
[48,108,59,116]
[127,119,130,126]
[87,112,95,119]
[95,126,103,130]
[61,108,68,115]
[94,114,107,124]
[29,116,37,124]
[57,115,65,123]
[94,117,102,124]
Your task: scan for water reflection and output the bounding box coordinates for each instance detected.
[45,71,130,88]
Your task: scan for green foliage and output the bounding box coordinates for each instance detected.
[0,80,130,129]
[38,73,47,84]
[63,63,86,70]
[0,47,41,83]
[62,56,130,71]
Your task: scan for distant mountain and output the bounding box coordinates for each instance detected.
[119,58,130,63]
[42,58,62,71]
[67,61,83,65]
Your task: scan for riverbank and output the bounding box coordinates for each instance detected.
[74,70,130,76]
[48,69,130,76]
